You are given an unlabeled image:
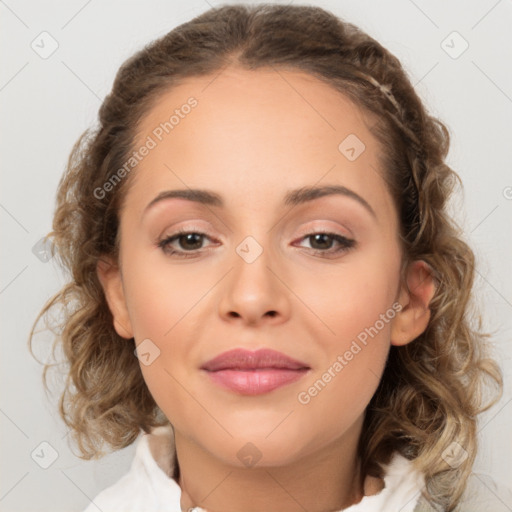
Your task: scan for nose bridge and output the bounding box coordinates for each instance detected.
[218,232,290,324]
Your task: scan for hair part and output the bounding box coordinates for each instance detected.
[29,4,502,511]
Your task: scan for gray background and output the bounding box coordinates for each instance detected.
[1,0,511,510]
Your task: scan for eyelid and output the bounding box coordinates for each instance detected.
[294,220,354,240]
[157,220,355,244]
[292,231,356,252]
[293,229,353,242]
[157,221,215,240]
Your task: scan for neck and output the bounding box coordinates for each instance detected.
[174,419,366,512]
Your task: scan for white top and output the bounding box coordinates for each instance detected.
[84,425,426,512]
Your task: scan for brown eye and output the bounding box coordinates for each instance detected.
[309,233,335,250]
[175,233,204,251]
[158,231,213,257]
[297,232,356,257]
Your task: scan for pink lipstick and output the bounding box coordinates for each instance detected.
[201,348,310,395]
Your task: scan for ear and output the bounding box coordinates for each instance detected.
[391,260,436,347]
[96,256,134,339]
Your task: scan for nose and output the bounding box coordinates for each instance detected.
[218,240,291,326]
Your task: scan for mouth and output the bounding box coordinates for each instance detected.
[201,348,310,395]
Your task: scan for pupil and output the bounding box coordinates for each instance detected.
[181,233,203,250]
[311,234,332,250]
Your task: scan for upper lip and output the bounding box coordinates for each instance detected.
[201,348,310,371]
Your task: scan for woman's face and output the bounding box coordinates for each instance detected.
[104,67,407,467]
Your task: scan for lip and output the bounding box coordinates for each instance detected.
[201,348,310,395]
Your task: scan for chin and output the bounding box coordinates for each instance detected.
[199,420,314,468]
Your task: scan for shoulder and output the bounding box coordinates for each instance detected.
[83,425,181,512]
[412,495,439,512]
[456,471,512,511]
[413,469,512,511]
[380,452,426,512]
[343,452,425,511]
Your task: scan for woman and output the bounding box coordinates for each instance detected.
[31,4,503,511]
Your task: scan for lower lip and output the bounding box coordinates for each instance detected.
[204,368,309,395]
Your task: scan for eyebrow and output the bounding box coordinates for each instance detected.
[143,185,377,219]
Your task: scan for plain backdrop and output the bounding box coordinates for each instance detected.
[1,0,511,510]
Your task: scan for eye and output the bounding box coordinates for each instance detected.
[157,229,356,259]
[158,229,215,258]
[296,232,356,257]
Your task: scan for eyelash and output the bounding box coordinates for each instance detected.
[157,228,356,259]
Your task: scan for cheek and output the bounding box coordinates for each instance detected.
[297,248,400,352]
[295,284,396,446]
[292,249,399,417]
[120,254,214,417]
[122,253,207,341]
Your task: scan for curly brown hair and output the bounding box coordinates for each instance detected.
[29,4,503,511]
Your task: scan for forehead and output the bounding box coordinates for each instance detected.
[125,66,393,222]
[135,66,377,148]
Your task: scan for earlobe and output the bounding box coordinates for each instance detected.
[96,256,134,339]
[390,260,436,347]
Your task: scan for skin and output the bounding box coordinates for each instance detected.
[97,67,435,512]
